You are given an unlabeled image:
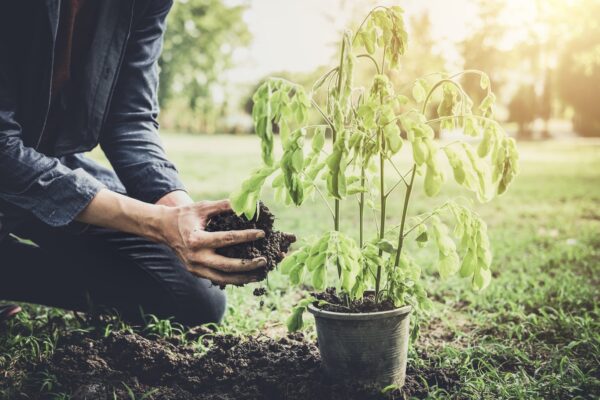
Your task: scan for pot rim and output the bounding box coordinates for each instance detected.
[307,303,412,321]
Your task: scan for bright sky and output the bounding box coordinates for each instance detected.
[223,0,541,88]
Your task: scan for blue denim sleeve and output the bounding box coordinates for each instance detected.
[100,0,185,204]
[0,29,105,227]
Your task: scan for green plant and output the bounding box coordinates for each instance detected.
[231,6,519,330]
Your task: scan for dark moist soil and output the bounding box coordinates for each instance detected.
[314,287,396,313]
[18,329,459,400]
[205,202,294,285]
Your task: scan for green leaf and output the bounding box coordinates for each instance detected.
[464,117,479,137]
[478,92,496,114]
[375,238,396,254]
[289,263,305,285]
[473,266,491,291]
[412,78,427,103]
[412,138,429,166]
[286,296,316,332]
[416,231,428,243]
[230,189,248,216]
[312,265,327,290]
[312,126,326,153]
[396,94,409,106]
[384,123,403,154]
[460,248,477,278]
[439,250,460,279]
[424,164,443,197]
[480,73,490,90]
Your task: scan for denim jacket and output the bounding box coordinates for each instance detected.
[0,0,184,240]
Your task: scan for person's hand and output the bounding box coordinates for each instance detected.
[155,190,194,207]
[157,199,267,286]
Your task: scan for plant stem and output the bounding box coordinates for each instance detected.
[394,166,416,267]
[332,32,347,278]
[393,88,437,268]
[375,140,386,301]
[356,54,381,75]
[359,166,366,248]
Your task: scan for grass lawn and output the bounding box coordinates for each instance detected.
[1,134,599,399]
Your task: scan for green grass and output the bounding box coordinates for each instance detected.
[1,134,599,399]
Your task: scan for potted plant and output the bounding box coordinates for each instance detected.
[230,6,519,389]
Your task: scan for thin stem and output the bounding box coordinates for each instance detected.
[387,158,411,187]
[375,136,386,300]
[332,32,347,278]
[365,174,380,235]
[402,212,437,238]
[313,183,336,221]
[311,99,335,132]
[393,166,417,267]
[356,54,381,75]
[359,166,366,248]
[385,177,404,198]
[311,67,339,94]
[392,88,437,268]
[422,79,465,111]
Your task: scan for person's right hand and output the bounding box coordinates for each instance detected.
[157,199,267,286]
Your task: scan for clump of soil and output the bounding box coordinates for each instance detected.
[314,287,397,313]
[253,287,267,296]
[20,329,458,399]
[205,202,294,284]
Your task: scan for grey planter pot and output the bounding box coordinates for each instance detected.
[308,303,412,387]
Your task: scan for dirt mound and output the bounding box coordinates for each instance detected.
[23,330,459,399]
[206,202,294,285]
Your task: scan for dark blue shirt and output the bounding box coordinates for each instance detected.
[0,0,185,240]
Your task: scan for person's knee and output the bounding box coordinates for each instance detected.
[174,279,227,327]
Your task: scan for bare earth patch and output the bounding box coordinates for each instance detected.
[17,329,461,400]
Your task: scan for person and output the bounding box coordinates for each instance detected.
[0,0,284,326]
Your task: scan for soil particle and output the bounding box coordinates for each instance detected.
[253,287,267,297]
[314,287,396,313]
[205,202,294,285]
[21,329,459,399]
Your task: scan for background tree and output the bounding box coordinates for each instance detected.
[460,1,511,106]
[555,1,600,137]
[538,69,553,138]
[508,85,537,139]
[159,0,251,133]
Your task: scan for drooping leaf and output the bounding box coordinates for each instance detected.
[286,296,316,332]
[412,78,427,103]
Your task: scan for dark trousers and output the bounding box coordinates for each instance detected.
[0,219,226,326]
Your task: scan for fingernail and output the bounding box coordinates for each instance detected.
[254,257,267,267]
[256,230,266,239]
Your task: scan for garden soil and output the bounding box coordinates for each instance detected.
[314,287,396,313]
[206,202,294,285]
[19,329,460,400]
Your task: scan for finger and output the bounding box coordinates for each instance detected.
[202,252,267,273]
[200,229,265,248]
[189,265,263,286]
[201,199,233,218]
[282,232,297,243]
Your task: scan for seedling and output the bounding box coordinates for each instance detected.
[231,6,518,330]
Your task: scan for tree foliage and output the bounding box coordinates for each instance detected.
[158,0,251,132]
[556,0,600,137]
